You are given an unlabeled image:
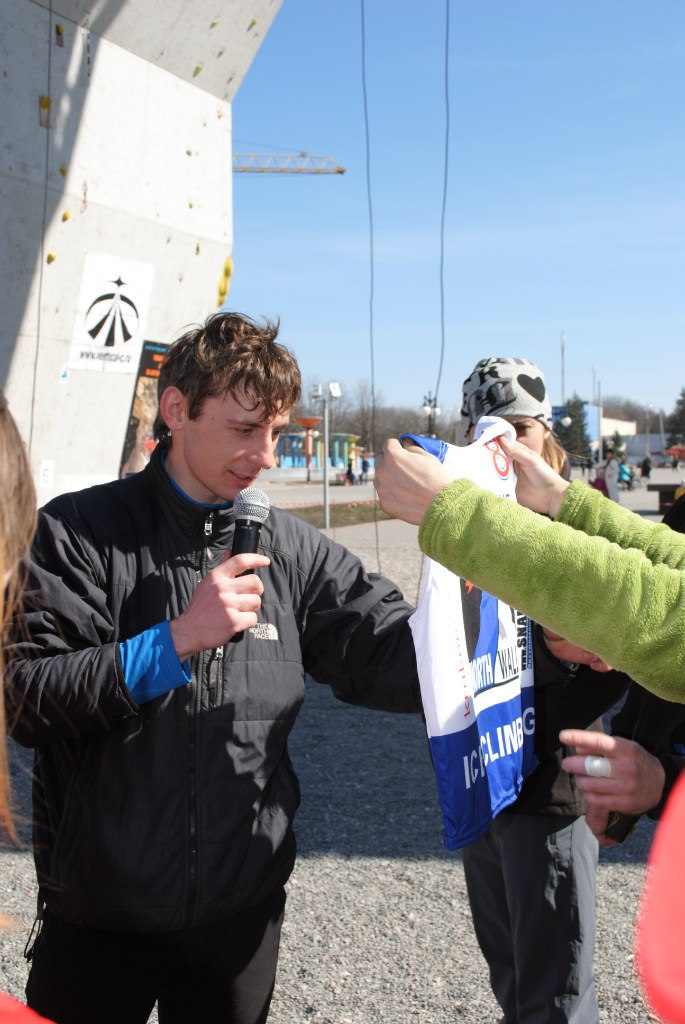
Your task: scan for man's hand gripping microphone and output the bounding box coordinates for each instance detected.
[230,487,271,641]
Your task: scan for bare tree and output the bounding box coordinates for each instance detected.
[293,377,460,453]
[601,396,649,424]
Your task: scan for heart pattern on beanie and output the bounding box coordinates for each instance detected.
[518,374,546,402]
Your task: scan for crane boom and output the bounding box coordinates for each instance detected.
[232,153,345,174]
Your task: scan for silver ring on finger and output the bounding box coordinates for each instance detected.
[584,755,612,778]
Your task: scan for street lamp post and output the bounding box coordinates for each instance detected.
[295,416,322,482]
[422,391,441,438]
[311,382,342,528]
[560,330,566,406]
[645,404,652,458]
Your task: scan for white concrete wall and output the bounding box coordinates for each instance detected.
[29,0,282,101]
[601,416,637,438]
[1,0,281,500]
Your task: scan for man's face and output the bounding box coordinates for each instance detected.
[165,389,291,503]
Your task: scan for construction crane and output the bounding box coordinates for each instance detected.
[232,152,345,174]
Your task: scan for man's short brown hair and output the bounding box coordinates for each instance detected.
[154,312,301,444]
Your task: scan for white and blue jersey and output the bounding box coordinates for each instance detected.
[404,417,537,850]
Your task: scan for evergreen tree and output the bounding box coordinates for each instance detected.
[609,430,625,459]
[666,388,685,446]
[554,394,592,463]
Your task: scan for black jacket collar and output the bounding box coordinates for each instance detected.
[143,446,235,545]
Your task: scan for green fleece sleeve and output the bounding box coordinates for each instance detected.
[558,480,685,570]
[418,478,685,702]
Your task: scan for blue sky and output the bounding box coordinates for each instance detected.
[228,0,685,420]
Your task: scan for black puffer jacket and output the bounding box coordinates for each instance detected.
[7,450,420,933]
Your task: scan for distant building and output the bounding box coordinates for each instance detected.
[624,433,668,462]
[602,416,637,440]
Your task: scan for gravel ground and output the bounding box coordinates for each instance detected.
[0,512,659,1022]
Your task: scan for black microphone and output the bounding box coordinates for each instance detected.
[229,487,270,645]
[231,486,271,573]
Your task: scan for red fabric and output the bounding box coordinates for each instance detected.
[588,477,608,497]
[0,993,52,1022]
[636,771,685,1023]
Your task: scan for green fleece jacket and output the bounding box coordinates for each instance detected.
[419,479,685,702]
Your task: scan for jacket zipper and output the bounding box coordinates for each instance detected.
[186,510,215,924]
[209,644,224,709]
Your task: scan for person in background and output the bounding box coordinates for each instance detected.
[603,449,620,502]
[589,465,608,497]
[0,394,53,1023]
[618,460,634,491]
[641,454,652,479]
[456,357,636,1024]
[7,312,420,1024]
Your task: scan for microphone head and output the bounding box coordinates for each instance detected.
[233,487,271,524]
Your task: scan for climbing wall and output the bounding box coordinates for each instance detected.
[0,0,282,498]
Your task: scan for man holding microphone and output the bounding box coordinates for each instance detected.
[8,312,421,1024]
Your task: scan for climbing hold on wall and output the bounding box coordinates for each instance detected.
[61,211,70,221]
[39,95,51,128]
[216,254,233,307]
[46,253,56,264]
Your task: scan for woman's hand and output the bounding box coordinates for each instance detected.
[499,436,571,517]
[375,438,452,525]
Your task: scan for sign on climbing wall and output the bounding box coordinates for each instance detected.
[119,339,168,478]
[69,252,155,373]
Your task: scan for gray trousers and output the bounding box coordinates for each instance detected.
[462,813,599,1024]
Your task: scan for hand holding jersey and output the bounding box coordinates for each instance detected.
[499,435,571,518]
[376,433,571,522]
[375,437,453,524]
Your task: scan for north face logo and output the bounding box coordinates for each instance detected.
[248,623,279,641]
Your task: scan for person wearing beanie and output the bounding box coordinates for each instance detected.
[376,429,685,1022]
[460,356,564,472]
[452,356,680,1024]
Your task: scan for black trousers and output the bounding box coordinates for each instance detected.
[26,888,287,1024]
